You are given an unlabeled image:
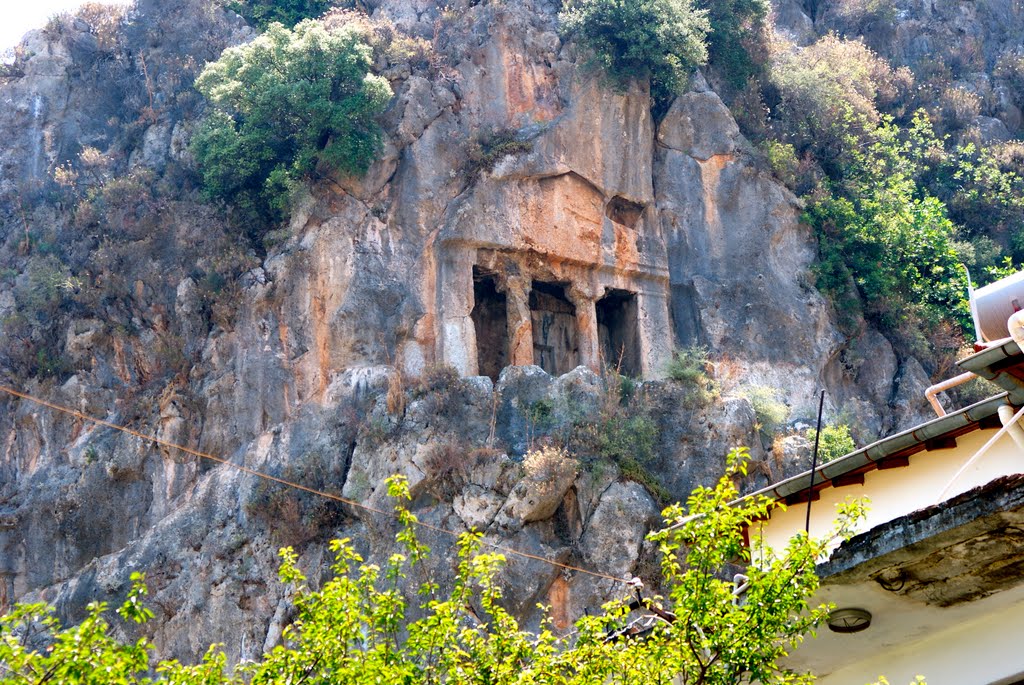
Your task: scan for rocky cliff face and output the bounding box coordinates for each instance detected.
[775,0,1024,140]
[0,0,937,661]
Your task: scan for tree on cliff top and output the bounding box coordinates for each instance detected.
[191,17,392,235]
[559,0,711,114]
[228,0,341,30]
[0,450,891,685]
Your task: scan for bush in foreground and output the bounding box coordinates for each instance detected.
[0,453,888,685]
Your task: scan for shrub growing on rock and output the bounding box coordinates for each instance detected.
[245,456,348,545]
[466,127,534,175]
[423,439,483,499]
[0,465,893,685]
[807,423,856,463]
[191,18,393,233]
[698,0,769,90]
[559,0,711,113]
[522,445,579,501]
[805,115,968,340]
[768,35,905,175]
[740,385,788,435]
[228,0,340,30]
[570,379,668,503]
[666,345,719,408]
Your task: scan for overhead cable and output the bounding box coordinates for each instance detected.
[0,384,630,585]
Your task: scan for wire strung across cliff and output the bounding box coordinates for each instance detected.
[0,384,631,586]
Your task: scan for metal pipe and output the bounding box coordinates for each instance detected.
[924,372,977,417]
[1009,310,1024,348]
[938,403,1024,502]
[966,265,984,344]
[997,404,1024,452]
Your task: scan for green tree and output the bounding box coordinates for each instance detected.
[559,0,711,114]
[806,113,968,339]
[808,423,856,463]
[0,455,874,685]
[767,35,905,178]
[697,0,769,89]
[192,18,393,234]
[228,0,340,30]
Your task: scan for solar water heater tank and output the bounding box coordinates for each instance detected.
[972,269,1024,342]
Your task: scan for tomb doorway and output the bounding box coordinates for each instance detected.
[596,289,640,377]
[530,281,579,376]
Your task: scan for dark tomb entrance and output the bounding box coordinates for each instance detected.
[596,289,640,377]
[472,268,509,381]
[530,281,579,376]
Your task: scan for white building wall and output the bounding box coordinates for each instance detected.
[757,428,1024,553]
[817,589,1024,685]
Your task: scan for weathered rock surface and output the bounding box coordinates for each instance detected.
[798,0,1024,135]
[0,0,946,665]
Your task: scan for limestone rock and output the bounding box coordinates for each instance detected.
[495,448,578,527]
[973,115,1012,142]
[454,485,505,530]
[129,124,172,172]
[579,481,658,579]
[773,0,816,45]
[892,357,936,430]
[657,89,741,161]
[64,319,102,367]
[773,433,814,475]
[0,0,956,664]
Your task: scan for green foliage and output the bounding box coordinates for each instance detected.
[16,255,78,323]
[871,677,928,685]
[527,397,556,436]
[759,34,1024,352]
[192,18,393,233]
[807,424,856,463]
[914,137,1024,254]
[0,573,153,683]
[0,464,883,685]
[32,348,68,379]
[576,404,658,468]
[806,113,970,338]
[559,0,710,113]
[228,0,341,30]
[760,139,800,189]
[665,345,719,408]
[570,376,667,502]
[740,385,788,435]
[697,0,769,90]
[768,35,906,176]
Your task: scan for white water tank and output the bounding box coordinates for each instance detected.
[972,269,1024,342]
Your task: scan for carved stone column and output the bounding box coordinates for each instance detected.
[569,286,599,372]
[506,276,534,367]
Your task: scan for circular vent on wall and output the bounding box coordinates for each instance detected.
[827,608,872,634]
